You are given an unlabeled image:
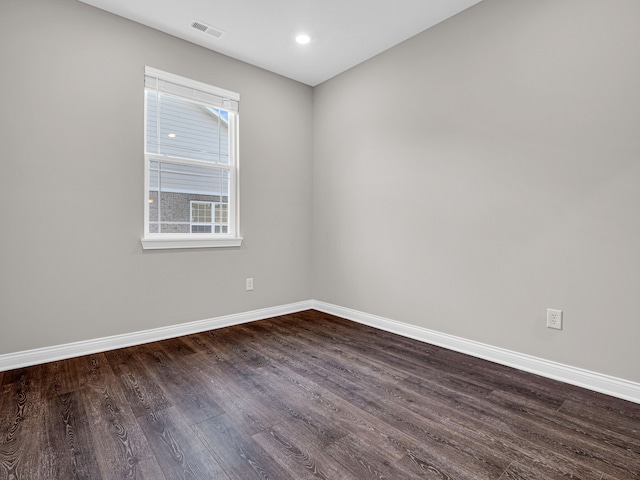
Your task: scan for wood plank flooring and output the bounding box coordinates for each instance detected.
[1,310,638,479]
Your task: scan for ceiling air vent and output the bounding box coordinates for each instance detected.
[190,20,224,38]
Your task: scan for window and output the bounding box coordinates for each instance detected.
[141,67,241,249]
[190,201,228,233]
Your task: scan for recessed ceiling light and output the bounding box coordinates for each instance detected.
[167,133,176,138]
[295,34,311,45]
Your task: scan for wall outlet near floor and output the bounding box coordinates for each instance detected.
[546,308,562,330]
[246,278,254,291]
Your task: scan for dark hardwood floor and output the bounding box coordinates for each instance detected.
[1,310,638,479]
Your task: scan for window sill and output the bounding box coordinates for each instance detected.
[141,236,243,250]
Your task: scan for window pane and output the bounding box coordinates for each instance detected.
[149,161,228,196]
[191,202,212,223]
[214,203,229,223]
[146,92,229,164]
[191,225,212,234]
[148,161,230,235]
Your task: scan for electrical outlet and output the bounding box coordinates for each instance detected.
[246,278,254,291]
[546,308,562,330]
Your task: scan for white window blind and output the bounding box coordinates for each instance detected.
[142,67,241,249]
[144,67,239,112]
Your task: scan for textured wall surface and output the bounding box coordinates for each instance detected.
[312,0,640,382]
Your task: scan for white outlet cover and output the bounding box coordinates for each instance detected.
[546,308,563,330]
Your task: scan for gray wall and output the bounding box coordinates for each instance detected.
[312,0,640,383]
[0,0,313,353]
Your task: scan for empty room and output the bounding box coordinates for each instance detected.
[1,0,639,478]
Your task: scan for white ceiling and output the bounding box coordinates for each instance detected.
[78,0,482,86]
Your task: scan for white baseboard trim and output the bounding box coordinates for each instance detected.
[311,300,640,405]
[0,300,313,372]
[2,299,638,404]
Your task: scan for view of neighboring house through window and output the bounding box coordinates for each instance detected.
[190,201,228,233]
[142,67,241,249]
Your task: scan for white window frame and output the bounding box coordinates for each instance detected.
[141,67,242,250]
